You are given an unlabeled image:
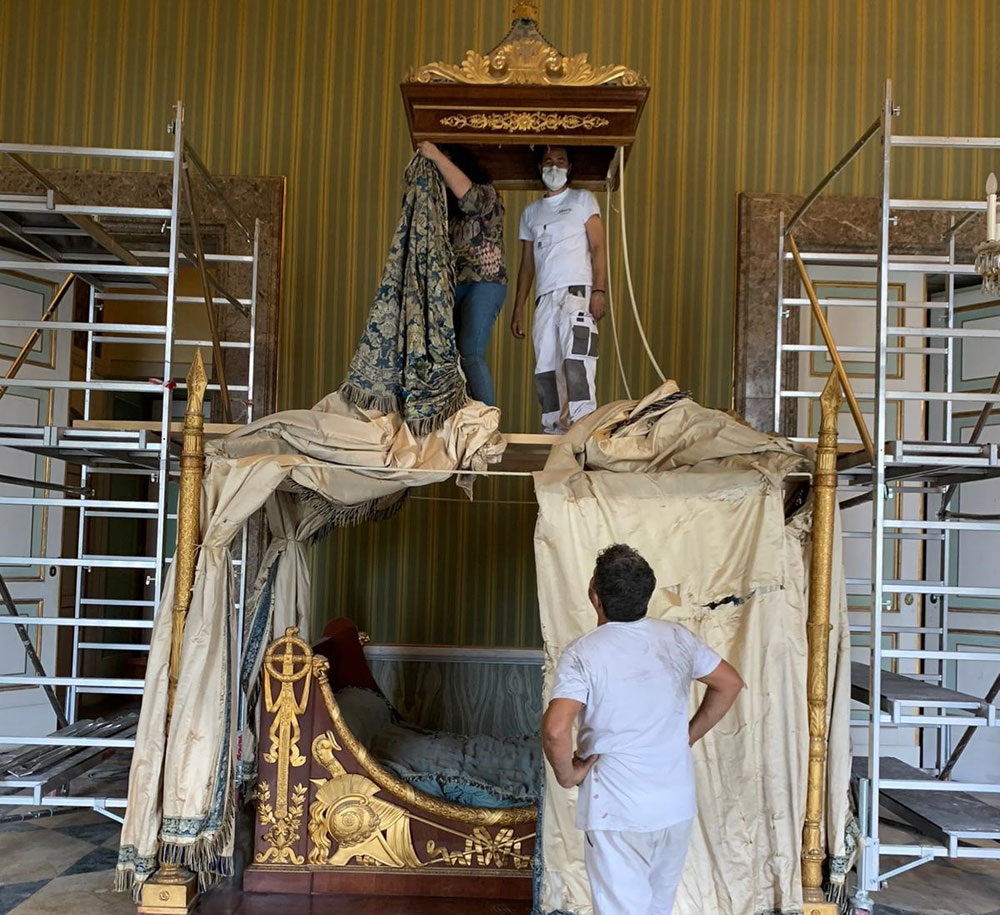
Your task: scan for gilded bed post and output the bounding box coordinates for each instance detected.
[167,348,208,725]
[138,350,207,914]
[801,369,841,915]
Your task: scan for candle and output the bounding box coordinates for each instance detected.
[987,172,997,241]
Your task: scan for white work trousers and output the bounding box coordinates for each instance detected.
[584,818,694,915]
[532,285,598,434]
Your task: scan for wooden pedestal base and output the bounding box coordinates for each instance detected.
[137,872,198,914]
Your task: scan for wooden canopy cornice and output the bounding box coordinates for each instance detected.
[400,3,649,190]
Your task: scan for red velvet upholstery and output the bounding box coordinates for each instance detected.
[312,617,381,694]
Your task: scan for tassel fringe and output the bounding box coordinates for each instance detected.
[285,481,409,540]
[405,387,468,436]
[339,382,468,438]
[116,770,237,901]
[338,382,401,416]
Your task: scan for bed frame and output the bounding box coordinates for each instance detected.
[243,620,537,899]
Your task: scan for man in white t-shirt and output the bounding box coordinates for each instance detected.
[543,544,745,915]
[511,146,607,434]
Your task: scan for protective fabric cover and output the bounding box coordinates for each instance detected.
[533,382,851,915]
[340,154,467,434]
[115,391,504,895]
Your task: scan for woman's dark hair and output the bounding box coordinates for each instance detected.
[441,145,490,220]
[592,544,656,622]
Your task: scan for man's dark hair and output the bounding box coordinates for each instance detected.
[535,144,574,171]
[592,544,656,622]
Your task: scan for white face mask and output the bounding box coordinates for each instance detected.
[541,165,568,191]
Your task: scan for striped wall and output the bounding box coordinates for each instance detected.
[2,0,998,646]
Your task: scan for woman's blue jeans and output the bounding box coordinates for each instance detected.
[454,282,506,406]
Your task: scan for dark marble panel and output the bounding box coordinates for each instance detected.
[734,192,985,435]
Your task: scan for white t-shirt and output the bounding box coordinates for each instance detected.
[550,617,721,832]
[518,188,601,297]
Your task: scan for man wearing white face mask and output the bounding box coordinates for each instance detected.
[512,145,607,434]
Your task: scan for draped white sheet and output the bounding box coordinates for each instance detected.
[116,392,504,893]
[533,384,851,915]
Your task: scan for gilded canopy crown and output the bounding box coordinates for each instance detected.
[406,3,647,88]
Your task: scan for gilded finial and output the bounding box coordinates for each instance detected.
[406,0,645,87]
[186,348,208,414]
[513,1,538,21]
[818,370,844,431]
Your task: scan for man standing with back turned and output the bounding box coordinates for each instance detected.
[542,544,745,915]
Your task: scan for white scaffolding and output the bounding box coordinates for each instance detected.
[774,80,1000,908]
[0,103,257,819]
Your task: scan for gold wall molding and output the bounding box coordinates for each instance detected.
[439,111,609,132]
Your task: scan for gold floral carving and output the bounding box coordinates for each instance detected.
[308,731,421,868]
[406,13,645,87]
[254,780,307,865]
[427,826,532,869]
[439,112,609,132]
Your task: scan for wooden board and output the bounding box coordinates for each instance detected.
[851,662,985,712]
[853,756,1000,840]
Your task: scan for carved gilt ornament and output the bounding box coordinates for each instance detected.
[439,112,610,132]
[407,7,646,88]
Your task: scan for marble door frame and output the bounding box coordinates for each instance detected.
[733,192,983,434]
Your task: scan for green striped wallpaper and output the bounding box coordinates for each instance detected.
[2,1,998,646]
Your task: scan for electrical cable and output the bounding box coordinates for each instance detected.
[617,146,667,383]
[603,155,632,399]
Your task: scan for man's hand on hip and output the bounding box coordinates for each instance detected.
[558,753,598,788]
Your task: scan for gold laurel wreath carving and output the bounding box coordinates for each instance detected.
[254,781,307,865]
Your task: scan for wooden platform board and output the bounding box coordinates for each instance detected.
[72,419,559,473]
[853,756,1000,842]
[851,661,985,713]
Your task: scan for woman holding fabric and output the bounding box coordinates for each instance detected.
[417,141,507,407]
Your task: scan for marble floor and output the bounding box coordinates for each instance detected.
[0,808,997,914]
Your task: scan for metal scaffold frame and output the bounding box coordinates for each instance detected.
[0,102,258,820]
[774,79,1000,909]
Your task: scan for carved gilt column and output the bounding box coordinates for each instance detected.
[139,350,207,914]
[801,370,842,915]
